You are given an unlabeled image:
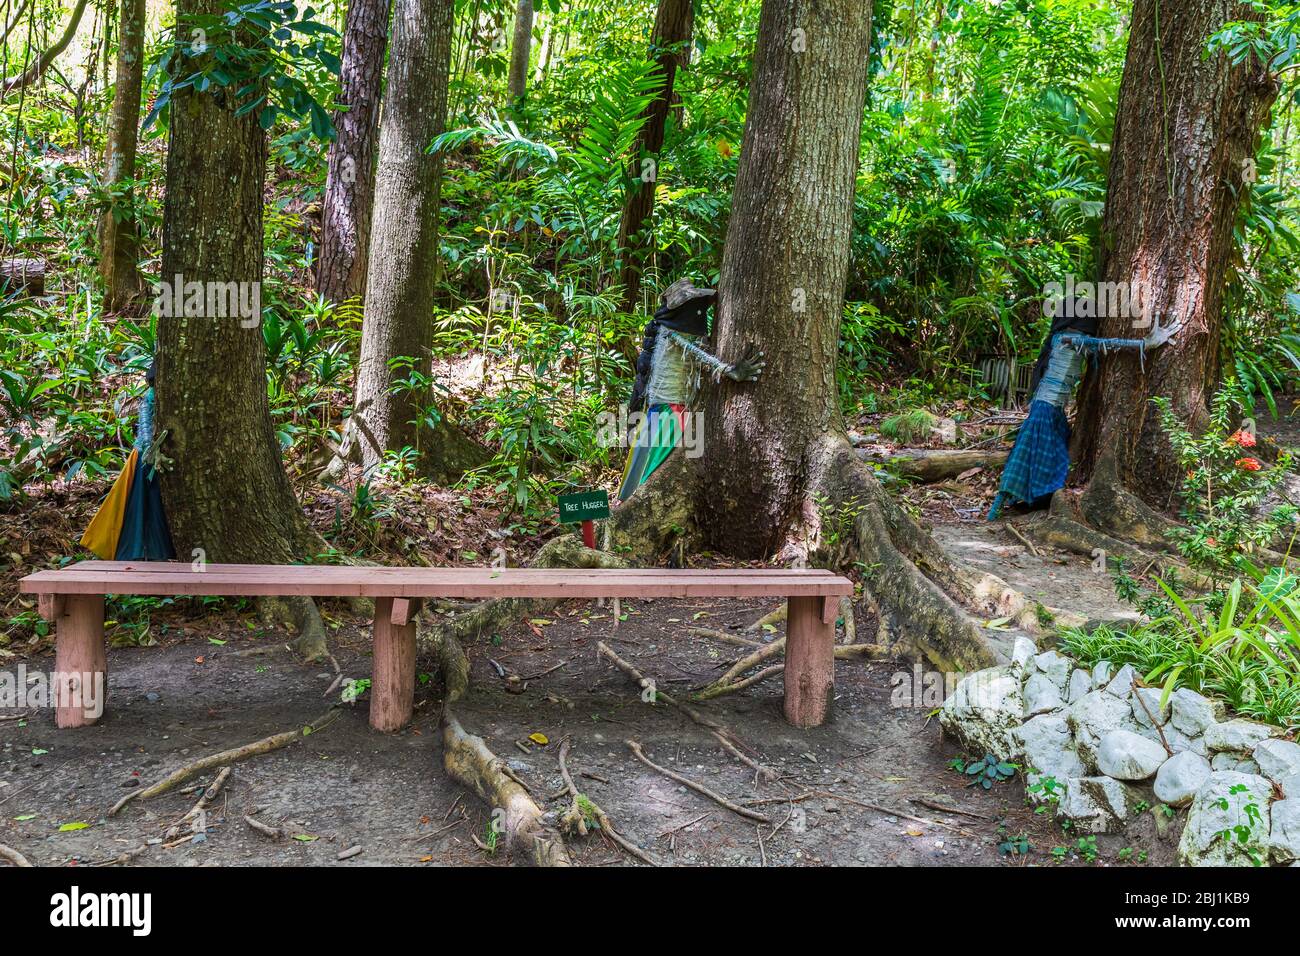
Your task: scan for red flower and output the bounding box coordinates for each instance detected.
[1229,429,1257,448]
[1236,457,1262,472]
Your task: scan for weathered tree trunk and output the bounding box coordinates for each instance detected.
[316,0,392,303]
[157,0,319,566]
[609,0,1008,674]
[98,0,145,313]
[506,0,533,104]
[349,0,487,480]
[615,0,693,313]
[1071,0,1276,528]
[695,0,871,557]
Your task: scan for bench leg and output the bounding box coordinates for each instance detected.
[370,597,415,732]
[783,596,834,728]
[53,595,106,728]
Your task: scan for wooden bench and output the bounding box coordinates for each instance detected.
[20,561,853,731]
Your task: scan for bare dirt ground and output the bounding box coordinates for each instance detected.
[0,536,1172,867]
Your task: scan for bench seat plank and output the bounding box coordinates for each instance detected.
[21,562,852,600]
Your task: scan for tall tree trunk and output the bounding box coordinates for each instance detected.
[1070,0,1276,535]
[98,0,144,313]
[506,0,532,104]
[612,0,1002,673]
[316,0,392,303]
[695,0,871,557]
[157,0,318,565]
[615,0,693,314]
[349,0,487,480]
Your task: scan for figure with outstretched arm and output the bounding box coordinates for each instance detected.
[618,279,764,501]
[987,302,1181,521]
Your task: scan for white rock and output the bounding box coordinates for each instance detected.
[1010,636,1037,677]
[1092,661,1114,686]
[1254,738,1300,785]
[1131,687,1170,727]
[1067,669,1092,704]
[1153,751,1211,807]
[1012,714,1086,799]
[1103,663,1137,698]
[939,667,1024,757]
[1068,690,1142,773]
[1271,799,1300,864]
[1023,673,1064,717]
[1057,776,1141,834]
[1096,729,1167,781]
[1277,771,1300,800]
[1204,719,1281,754]
[1177,772,1274,867]
[1033,651,1072,690]
[1135,720,1206,757]
[1169,688,1220,737]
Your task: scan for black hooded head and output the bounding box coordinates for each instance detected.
[145,359,157,387]
[627,289,716,412]
[1031,298,1098,391]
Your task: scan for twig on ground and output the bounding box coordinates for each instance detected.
[110,707,340,816]
[626,739,770,824]
[244,814,285,841]
[1132,679,1174,756]
[1005,523,1040,557]
[908,797,992,821]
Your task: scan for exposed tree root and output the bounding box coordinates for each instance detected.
[557,737,655,865]
[419,542,587,867]
[0,844,32,867]
[626,739,770,824]
[244,814,286,841]
[164,766,231,840]
[257,594,330,662]
[109,708,340,816]
[441,711,571,866]
[597,640,777,783]
[695,640,889,700]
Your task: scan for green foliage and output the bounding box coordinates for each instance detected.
[144,1,340,137]
[1153,384,1297,576]
[879,408,937,445]
[962,753,1017,790]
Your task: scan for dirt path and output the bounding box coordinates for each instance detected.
[1,536,1167,867]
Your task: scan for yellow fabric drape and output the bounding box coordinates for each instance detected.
[79,449,139,560]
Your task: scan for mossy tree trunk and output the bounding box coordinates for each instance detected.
[156,0,319,566]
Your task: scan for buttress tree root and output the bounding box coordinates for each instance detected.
[607,435,1065,674]
[417,533,628,867]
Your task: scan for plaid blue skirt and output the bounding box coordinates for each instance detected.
[987,400,1071,520]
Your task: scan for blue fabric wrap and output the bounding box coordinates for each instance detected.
[987,400,1071,520]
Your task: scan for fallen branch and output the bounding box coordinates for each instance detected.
[244,815,285,841]
[110,708,340,816]
[557,737,655,865]
[91,844,150,866]
[695,639,890,699]
[626,739,770,824]
[688,626,761,648]
[857,447,1009,483]
[1004,523,1040,557]
[0,844,32,867]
